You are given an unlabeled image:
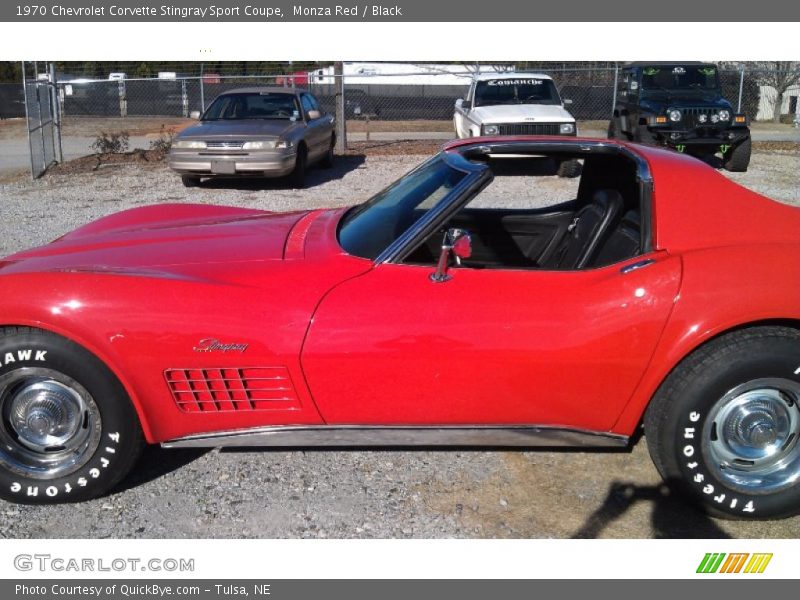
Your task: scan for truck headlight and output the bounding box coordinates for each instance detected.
[559,123,575,134]
[668,109,682,122]
[718,109,731,122]
[697,114,708,123]
[483,125,499,136]
[172,140,206,149]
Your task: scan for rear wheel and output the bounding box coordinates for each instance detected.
[644,326,800,519]
[723,137,751,172]
[556,159,581,178]
[0,327,144,504]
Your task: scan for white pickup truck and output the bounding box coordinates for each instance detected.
[454,73,580,176]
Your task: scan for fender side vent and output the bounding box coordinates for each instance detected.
[165,367,300,412]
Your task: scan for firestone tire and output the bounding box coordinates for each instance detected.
[644,326,800,520]
[723,137,751,172]
[0,327,144,504]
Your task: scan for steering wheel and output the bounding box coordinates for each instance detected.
[274,109,291,117]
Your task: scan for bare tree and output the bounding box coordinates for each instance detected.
[753,61,800,123]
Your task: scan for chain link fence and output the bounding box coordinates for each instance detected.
[51,66,800,131]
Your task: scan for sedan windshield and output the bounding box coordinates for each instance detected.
[203,92,299,120]
[474,78,561,106]
[338,157,468,260]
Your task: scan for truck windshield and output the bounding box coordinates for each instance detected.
[641,66,719,92]
[474,78,561,106]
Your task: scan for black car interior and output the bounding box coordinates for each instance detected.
[403,153,644,271]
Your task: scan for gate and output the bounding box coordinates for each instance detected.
[22,62,62,178]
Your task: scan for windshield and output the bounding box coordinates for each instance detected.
[338,156,468,260]
[203,92,299,120]
[641,66,719,92]
[474,78,561,106]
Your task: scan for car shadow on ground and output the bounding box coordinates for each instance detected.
[112,446,209,494]
[571,479,732,539]
[193,154,367,191]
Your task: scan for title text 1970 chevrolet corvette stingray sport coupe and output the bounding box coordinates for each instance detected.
[0,137,798,518]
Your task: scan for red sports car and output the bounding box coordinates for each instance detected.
[0,137,798,519]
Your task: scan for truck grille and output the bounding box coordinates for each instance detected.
[165,367,300,412]
[681,108,720,126]
[493,123,563,136]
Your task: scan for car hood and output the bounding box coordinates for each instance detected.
[177,119,300,139]
[471,104,575,124]
[1,204,310,277]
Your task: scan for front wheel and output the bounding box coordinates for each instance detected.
[0,327,144,504]
[644,326,800,519]
[320,136,335,169]
[288,146,307,188]
[723,137,751,172]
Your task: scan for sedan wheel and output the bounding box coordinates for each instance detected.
[645,326,800,519]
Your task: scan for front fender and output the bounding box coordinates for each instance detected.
[612,244,800,434]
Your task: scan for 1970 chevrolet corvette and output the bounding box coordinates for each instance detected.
[0,137,798,518]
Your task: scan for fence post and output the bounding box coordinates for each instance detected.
[22,62,35,180]
[200,63,206,113]
[611,64,619,116]
[335,61,347,152]
[117,80,127,117]
[49,62,62,163]
[737,67,745,113]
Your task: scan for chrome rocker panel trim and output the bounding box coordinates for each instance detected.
[161,425,629,449]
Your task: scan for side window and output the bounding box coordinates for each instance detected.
[300,94,315,118]
[403,154,642,271]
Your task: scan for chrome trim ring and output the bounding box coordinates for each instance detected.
[703,378,800,494]
[0,368,101,479]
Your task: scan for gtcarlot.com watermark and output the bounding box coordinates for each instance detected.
[14,554,195,573]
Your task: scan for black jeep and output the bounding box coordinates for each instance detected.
[608,62,751,171]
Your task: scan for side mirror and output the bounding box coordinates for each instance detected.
[307,109,322,120]
[189,110,201,119]
[455,98,463,108]
[430,228,472,283]
[563,98,573,105]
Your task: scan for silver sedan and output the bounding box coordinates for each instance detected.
[168,87,335,187]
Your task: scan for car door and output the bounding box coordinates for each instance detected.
[301,251,681,432]
[301,93,332,159]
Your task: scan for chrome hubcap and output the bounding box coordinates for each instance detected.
[704,378,800,494]
[0,369,101,479]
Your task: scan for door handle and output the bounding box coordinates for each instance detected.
[620,259,655,274]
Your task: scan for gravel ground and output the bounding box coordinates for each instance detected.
[0,148,798,539]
